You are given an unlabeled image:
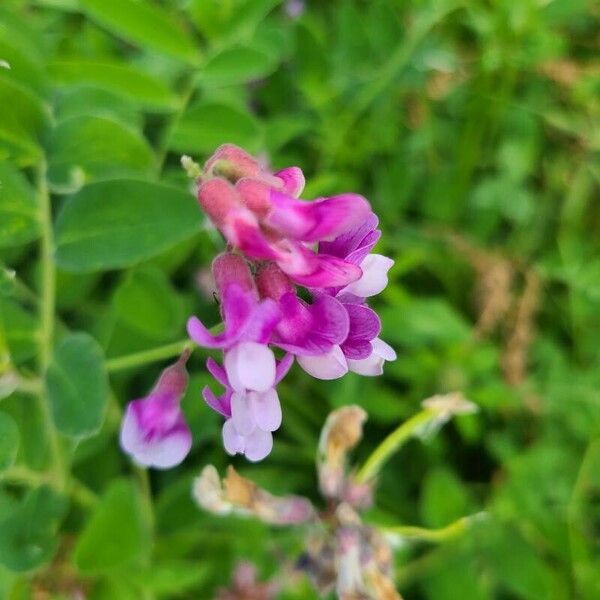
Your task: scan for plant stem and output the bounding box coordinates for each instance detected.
[105,339,194,373]
[2,466,97,510]
[381,512,487,544]
[355,409,436,483]
[16,376,43,395]
[37,160,67,492]
[38,160,54,371]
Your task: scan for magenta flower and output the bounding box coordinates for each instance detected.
[186,147,397,459]
[120,351,192,469]
[188,253,291,461]
[195,144,371,288]
[297,214,397,379]
[187,253,281,394]
[256,263,349,357]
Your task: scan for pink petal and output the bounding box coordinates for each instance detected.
[206,358,229,387]
[319,212,380,260]
[187,316,239,349]
[197,178,241,227]
[212,253,255,295]
[266,191,371,243]
[280,244,363,288]
[202,386,232,418]
[240,298,281,345]
[244,428,274,462]
[274,166,305,197]
[223,419,245,456]
[297,346,349,380]
[223,210,280,260]
[248,388,282,432]
[341,254,394,298]
[224,342,276,392]
[235,178,271,216]
[204,144,261,179]
[231,392,256,435]
[275,353,294,384]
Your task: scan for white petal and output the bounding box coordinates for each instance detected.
[342,254,394,298]
[133,429,192,469]
[119,406,143,455]
[297,346,348,380]
[248,388,282,432]
[347,353,384,376]
[231,392,255,435]
[371,337,396,361]
[222,419,245,456]
[243,428,273,462]
[224,341,276,392]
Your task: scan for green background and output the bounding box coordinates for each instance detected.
[0,0,599,597]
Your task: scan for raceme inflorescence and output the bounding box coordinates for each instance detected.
[120,144,396,467]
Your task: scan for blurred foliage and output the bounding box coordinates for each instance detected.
[0,0,599,598]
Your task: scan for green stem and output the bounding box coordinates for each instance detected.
[105,339,193,373]
[37,160,67,492]
[16,376,43,395]
[2,466,98,510]
[355,409,436,483]
[38,160,54,371]
[381,512,486,544]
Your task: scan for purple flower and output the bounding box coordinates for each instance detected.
[195,145,371,288]
[203,355,294,462]
[256,263,349,357]
[188,253,293,461]
[296,214,396,379]
[120,351,192,469]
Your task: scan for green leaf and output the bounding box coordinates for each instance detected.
[46,332,108,438]
[0,78,48,164]
[0,162,39,247]
[0,298,38,364]
[55,179,202,272]
[74,479,148,573]
[169,102,262,155]
[0,411,18,471]
[198,45,276,86]
[55,85,141,128]
[49,61,177,111]
[46,115,155,192]
[0,486,66,572]
[114,266,184,340]
[80,0,199,64]
[421,468,472,528]
[188,0,282,42]
[0,38,46,93]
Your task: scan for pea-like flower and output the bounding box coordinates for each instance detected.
[120,350,191,469]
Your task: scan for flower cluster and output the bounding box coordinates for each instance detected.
[188,145,396,461]
[120,144,396,468]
